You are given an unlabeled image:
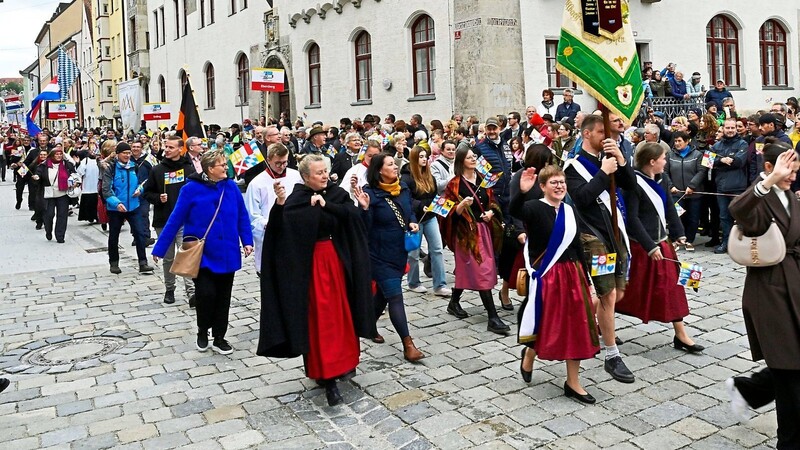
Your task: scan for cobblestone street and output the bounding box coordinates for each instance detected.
[0,183,779,449]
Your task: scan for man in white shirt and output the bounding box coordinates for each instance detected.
[244,143,303,275]
[340,140,381,205]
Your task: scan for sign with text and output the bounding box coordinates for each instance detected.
[46,102,77,120]
[143,103,171,121]
[251,68,285,92]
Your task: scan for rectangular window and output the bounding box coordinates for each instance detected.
[545,40,576,88]
[104,46,110,57]
[241,0,247,10]
[153,11,159,47]
[159,8,166,45]
[209,0,215,24]
[110,36,115,56]
[200,0,205,28]
[102,2,108,14]
[230,0,236,16]
[129,18,137,51]
[107,86,112,97]
[174,0,180,39]
[182,0,188,36]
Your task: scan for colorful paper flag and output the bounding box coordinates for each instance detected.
[16,164,29,177]
[164,169,185,185]
[675,202,686,217]
[678,262,703,288]
[480,172,502,189]
[476,155,492,178]
[701,150,717,168]
[425,195,456,217]
[229,140,264,176]
[590,253,617,276]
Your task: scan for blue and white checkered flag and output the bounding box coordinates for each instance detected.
[57,47,79,101]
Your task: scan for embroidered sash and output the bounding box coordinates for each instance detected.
[519,202,577,343]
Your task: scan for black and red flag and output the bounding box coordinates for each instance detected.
[175,78,205,154]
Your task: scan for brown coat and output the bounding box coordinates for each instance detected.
[729,180,800,370]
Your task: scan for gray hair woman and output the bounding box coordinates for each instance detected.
[152,149,254,355]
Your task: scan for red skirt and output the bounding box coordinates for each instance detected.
[454,222,497,290]
[533,261,600,361]
[96,193,108,224]
[304,240,360,380]
[616,240,690,323]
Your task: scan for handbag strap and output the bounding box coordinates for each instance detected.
[202,187,225,240]
[461,176,487,214]
[384,197,407,230]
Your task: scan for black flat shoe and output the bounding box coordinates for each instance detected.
[520,347,532,383]
[487,317,510,335]
[325,383,343,406]
[564,382,596,404]
[673,336,705,353]
[371,334,385,344]
[447,301,468,319]
[604,355,635,383]
[499,292,514,311]
[615,336,624,346]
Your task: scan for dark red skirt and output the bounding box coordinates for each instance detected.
[616,241,690,323]
[96,193,108,224]
[533,261,600,361]
[304,240,360,380]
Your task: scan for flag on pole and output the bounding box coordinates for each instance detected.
[556,0,644,123]
[175,78,205,154]
[26,77,60,136]
[4,95,23,111]
[57,47,79,101]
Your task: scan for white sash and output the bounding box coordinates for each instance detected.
[564,157,630,253]
[636,174,667,231]
[519,202,577,342]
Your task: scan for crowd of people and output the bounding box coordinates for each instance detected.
[2,68,799,446]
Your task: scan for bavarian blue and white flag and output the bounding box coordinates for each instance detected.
[57,47,79,101]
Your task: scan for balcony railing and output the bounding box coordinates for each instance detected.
[641,97,706,124]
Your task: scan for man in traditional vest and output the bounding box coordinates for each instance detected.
[564,114,636,384]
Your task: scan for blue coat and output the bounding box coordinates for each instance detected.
[712,136,749,194]
[363,184,416,281]
[102,160,140,211]
[152,174,254,273]
[474,137,512,221]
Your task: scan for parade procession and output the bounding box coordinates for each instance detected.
[1,0,800,448]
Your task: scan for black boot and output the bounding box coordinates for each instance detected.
[480,290,510,334]
[447,289,467,319]
[324,380,343,406]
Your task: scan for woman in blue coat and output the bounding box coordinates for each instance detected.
[152,149,254,355]
[362,154,424,362]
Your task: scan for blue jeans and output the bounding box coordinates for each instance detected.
[717,195,735,244]
[407,218,447,289]
[676,196,701,243]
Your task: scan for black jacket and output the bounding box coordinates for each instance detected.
[665,147,707,196]
[400,165,437,221]
[624,173,685,254]
[565,150,636,249]
[142,155,197,228]
[711,135,748,194]
[332,150,358,182]
[34,159,77,189]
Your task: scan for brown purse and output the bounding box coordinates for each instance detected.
[516,250,545,297]
[170,189,225,278]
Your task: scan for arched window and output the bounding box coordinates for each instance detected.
[178,69,188,89]
[355,31,372,101]
[411,15,435,96]
[158,75,166,102]
[760,20,788,87]
[205,63,215,109]
[308,43,321,105]
[706,15,740,87]
[237,54,249,105]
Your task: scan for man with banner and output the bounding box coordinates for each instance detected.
[557,0,645,384]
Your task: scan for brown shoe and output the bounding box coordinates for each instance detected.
[371,333,385,344]
[402,336,425,362]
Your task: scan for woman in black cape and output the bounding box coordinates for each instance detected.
[257,154,376,406]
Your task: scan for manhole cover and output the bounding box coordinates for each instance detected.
[23,336,126,366]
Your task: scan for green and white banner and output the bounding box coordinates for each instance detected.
[556,0,644,124]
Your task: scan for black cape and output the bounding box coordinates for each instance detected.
[256,183,377,358]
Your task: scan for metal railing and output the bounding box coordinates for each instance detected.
[647,97,706,123]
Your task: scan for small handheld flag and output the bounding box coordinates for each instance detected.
[425,195,456,217]
[678,262,703,289]
[701,151,717,168]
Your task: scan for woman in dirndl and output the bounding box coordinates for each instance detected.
[616,142,704,352]
[441,147,510,334]
[258,155,377,407]
[512,165,600,403]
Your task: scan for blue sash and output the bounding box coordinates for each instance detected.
[577,154,627,220]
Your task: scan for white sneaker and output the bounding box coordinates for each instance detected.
[408,285,427,294]
[725,378,749,423]
[433,287,452,297]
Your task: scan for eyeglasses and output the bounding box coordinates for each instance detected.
[547,180,566,186]
[272,160,289,167]
[465,155,478,160]
[212,163,227,168]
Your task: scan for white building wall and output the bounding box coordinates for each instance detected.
[278,0,454,125]
[519,0,800,116]
[146,0,269,127]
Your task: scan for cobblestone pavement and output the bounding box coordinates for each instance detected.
[0,182,779,449]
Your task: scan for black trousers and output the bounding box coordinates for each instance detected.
[735,367,800,449]
[194,268,235,340]
[107,210,148,264]
[0,154,6,181]
[15,175,34,209]
[44,195,70,240]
